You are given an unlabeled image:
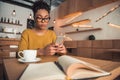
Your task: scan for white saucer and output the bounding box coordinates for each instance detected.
[18,58,41,63]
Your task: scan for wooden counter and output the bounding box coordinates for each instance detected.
[0,38,20,58]
[0,38,20,79]
[0,38,20,41]
[64,40,120,60]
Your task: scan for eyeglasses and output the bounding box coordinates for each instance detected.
[36,17,50,22]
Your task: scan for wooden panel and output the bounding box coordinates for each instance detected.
[0,45,9,50]
[67,48,77,56]
[9,48,18,52]
[92,0,109,5]
[77,40,92,48]
[58,1,69,18]
[58,0,118,18]
[0,38,19,59]
[0,45,18,58]
[64,41,77,48]
[0,50,10,58]
[92,40,102,48]
[92,40,113,48]
[77,48,92,58]
[102,40,113,48]
[112,53,120,61]
[92,49,112,60]
[75,0,92,12]
[0,63,3,80]
[92,0,118,7]
[0,41,19,45]
[0,58,2,63]
[67,0,76,14]
[64,41,78,56]
[113,40,120,49]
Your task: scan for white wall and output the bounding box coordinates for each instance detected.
[0,1,33,38]
[50,1,120,40]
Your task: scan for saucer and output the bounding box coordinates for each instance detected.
[18,58,41,63]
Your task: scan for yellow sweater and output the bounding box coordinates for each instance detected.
[18,29,56,51]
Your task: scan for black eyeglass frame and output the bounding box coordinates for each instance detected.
[36,17,50,22]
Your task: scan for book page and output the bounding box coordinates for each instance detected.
[20,62,66,80]
[58,55,99,74]
[58,55,110,79]
[71,68,110,79]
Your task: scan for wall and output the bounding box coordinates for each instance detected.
[50,1,120,40]
[0,1,33,38]
[0,1,120,40]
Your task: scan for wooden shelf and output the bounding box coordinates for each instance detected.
[65,28,102,34]
[60,11,82,19]
[0,31,21,34]
[0,22,22,26]
[60,19,90,28]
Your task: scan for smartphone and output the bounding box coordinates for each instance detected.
[55,36,64,44]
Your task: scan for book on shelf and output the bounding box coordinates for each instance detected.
[19,55,110,80]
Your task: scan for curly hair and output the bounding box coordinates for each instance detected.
[32,0,50,16]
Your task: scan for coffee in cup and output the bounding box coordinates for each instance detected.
[18,50,37,61]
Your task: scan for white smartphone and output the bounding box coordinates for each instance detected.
[55,36,64,44]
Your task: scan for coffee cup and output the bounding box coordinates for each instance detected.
[18,50,37,61]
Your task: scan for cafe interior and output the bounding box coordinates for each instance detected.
[0,0,120,80]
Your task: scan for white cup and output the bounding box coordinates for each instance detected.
[18,50,37,61]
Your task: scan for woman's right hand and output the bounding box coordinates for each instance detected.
[43,43,57,55]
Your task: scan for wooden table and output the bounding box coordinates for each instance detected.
[3,55,120,80]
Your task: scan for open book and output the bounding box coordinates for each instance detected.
[20,55,110,80]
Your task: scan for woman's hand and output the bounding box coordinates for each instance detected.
[55,44,67,55]
[43,43,57,55]
[37,43,67,55]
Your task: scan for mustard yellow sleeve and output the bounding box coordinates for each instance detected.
[18,29,29,51]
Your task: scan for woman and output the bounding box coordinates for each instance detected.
[18,0,66,55]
